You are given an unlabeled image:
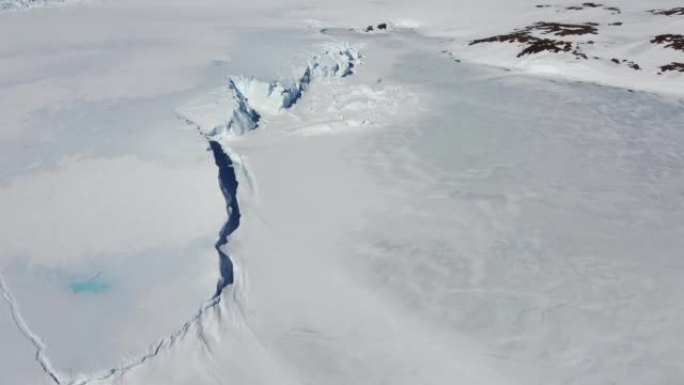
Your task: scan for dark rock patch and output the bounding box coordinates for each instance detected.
[519,39,578,57]
[659,62,684,73]
[533,21,598,36]
[611,58,641,70]
[567,3,604,10]
[651,34,684,51]
[627,61,641,70]
[363,22,389,33]
[469,22,597,59]
[560,3,619,13]
[471,31,537,46]
[649,7,684,16]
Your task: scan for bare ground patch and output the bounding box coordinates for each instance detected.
[364,22,389,32]
[565,3,621,14]
[649,8,684,16]
[469,22,597,59]
[651,34,684,52]
[659,62,684,73]
[460,4,681,75]
[610,58,641,70]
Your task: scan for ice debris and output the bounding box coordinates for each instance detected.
[179,45,361,139]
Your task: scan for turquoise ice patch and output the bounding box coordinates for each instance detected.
[70,272,110,294]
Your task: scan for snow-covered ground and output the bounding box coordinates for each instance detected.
[1,1,683,384]
[444,2,684,95]
[1,0,63,11]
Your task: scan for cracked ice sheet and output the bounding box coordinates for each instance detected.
[0,0,325,378]
[218,31,684,385]
[0,298,53,385]
[0,1,253,377]
[0,2,350,381]
[0,150,226,373]
[2,1,684,385]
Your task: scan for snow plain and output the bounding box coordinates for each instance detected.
[1,0,683,384]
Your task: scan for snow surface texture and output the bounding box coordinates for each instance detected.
[0,275,63,384]
[2,1,684,385]
[0,42,364,385]
[0,0,64,10]
[178,45,360,138]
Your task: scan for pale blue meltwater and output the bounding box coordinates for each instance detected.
[69,272,110,294]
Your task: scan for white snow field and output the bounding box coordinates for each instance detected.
[0,0,63,11]
[1,0,683,384]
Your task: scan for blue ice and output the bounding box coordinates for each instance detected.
[69,272,110,294]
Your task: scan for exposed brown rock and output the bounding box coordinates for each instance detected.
[519,39,575,56]
[470,31,537,45]
[564,3,619,13]
[469,22,596,59]
[649,8,684,16]
[659,62,684,73]
[627,61,641,70]
[651,34,684,51]
[611,58,641,70]
[531,22,598,36]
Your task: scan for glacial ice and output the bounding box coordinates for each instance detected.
[178,45,361,139]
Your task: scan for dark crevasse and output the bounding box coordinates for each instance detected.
[208,140,240,297]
